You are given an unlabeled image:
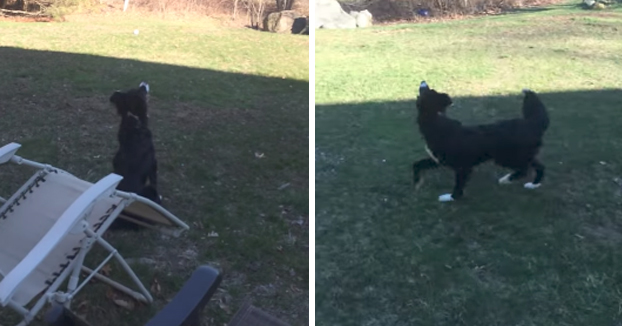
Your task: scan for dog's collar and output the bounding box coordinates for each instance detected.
[425,145,440,163]
[127,111,139,120]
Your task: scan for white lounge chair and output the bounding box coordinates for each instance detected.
[0,142,190,326]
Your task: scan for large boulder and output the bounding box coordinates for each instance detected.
[263,10,298,33]
[315,0,357,29]
[350,9,373,28]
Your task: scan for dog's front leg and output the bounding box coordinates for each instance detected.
[413,158,439,189]
[148,160,158,188]
[439,168,472,202]
[525,159,545,189]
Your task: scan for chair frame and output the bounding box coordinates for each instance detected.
[0,143,190,326]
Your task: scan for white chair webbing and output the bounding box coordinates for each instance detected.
[0,170,123,306]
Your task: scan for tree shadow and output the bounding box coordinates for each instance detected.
[316,88,622,200]
[0,46,309,326]
[315,88,622,325]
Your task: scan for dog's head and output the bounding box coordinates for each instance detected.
[521,88,539,102]
[416,81,453,116]
[110,82,150,124]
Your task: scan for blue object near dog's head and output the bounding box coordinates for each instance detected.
[419,81,429,95]
[416,81,453,116]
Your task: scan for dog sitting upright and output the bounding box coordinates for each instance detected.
[109,82,161,229]
[413,81,549,202]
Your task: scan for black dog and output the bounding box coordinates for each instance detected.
[412,81,549,202]
[109,82,161,229]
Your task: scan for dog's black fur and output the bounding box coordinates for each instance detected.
[109,82,161,230]
[412,81,549,201]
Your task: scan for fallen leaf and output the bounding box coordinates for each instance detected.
[254,152,265,159]
[208,231,219,237]
[151,278,161,295]
[76,300,89,311]
[193,221,204,229]
[113,298,135,311]
[101,264,112,276]
[218,299,231,313]
[105,288,116,300]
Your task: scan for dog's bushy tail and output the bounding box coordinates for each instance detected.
[522,89,549,135]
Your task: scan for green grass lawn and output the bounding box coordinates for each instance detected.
[0,14,308,326]
[316,2,622,325]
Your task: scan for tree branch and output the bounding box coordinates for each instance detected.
[0,8,46,15]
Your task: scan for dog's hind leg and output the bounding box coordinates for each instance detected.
[439,168,472,202]
[413,158,439,189]
[499,168,528,185]
[525,159,544,189]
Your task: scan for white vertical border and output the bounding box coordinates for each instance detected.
[308,2,316,325]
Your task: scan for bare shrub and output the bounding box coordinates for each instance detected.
[244,0,265,28]
[341,0,558,22]
[129,0,234,16]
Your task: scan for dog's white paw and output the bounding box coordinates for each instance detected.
[438,194,454,202]
[140,81,150,93]
[498,173,512,185]
[524,182,541,189]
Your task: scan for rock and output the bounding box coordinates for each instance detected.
[263,10,298,34]
[316,0,357,29]
[351,9,372,28]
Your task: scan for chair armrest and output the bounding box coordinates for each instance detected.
[145,265,222,326]
[0,174,123,306]
[0,142,21,164]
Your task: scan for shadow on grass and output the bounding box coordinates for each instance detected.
[0,47,308,326]
[316,88,622,326]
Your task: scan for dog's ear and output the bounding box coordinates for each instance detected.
[419,81,430,96]
[437,92,453,109]
[110,91,122,104]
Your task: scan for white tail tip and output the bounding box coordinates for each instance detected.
[420,81,428,88]
[498,173,512,185]
[140,82,150,93]
[522,88,531,94]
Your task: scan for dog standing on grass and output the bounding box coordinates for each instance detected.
[413,81,550,202]
[109,82,161,229]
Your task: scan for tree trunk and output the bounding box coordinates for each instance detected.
[233,0,239,19]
